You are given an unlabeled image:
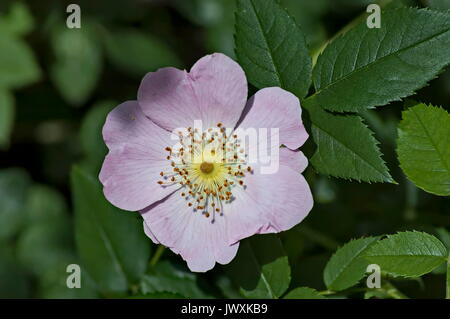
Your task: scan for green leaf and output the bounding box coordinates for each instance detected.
[104,29,181,77]
[216,275,242,299]
[308,8,450,112]
[307,104,394,183]
[226,234,291,299]
[426,0,450,10]
[0,168,31,240]
[0,2,34,36]
[0,246,30,298]
[140,261,211,298]
[324,236,380,291]
[16,185,72,277]
[79,100,116,174]
[0,89,14,149]
[173,0,226,27]
[235,0,312,99]
[50,24,102,106]
[284,287,325,299]
[363,231,448,277]
[17,220,75,276]
[364,289,389,299]
[0,34,41,89]
[24,185,68,224]
[433,228,450,275]
[38,262,99,299]
[436,228,450,250]
[71,166,151,293]
[397,103,450,196]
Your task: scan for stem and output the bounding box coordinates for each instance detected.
[318,287,368,297]
[446,255,450,299]
[383,281,408,299]
[296,225,340,251]
[404,180,418,221]
[149,245,166,267]
[318,290,335,296]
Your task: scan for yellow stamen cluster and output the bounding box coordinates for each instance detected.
[157,123,253,222]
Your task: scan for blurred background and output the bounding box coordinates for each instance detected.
[0,0,449,299]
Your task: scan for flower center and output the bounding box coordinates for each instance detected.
[157,123,253,222]
[200,162,214,174]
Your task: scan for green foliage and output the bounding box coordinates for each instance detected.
[397,103,450,196]
[307,105,394,183]
[0,2,34,36]
[71,166,151,293]
[309,8,450,112]
[79,100,116,174]
[37,262,99,299]
[140,261,211,298]
[0,168,31,241]
[206,0,236,58]
[174,0,227,26]
[0,89,14,149]
[16,185,73,276]
[23,185,68,224]
[426,0,450,9]
[50,23,102,106]
[215,275,242,298]
[173,0,237,57]
[436,228,450,249]
[0,246,30,298]
[363,231,448,277]
[0,2,38,149]
[226,234,290,299]
[104,29,181,77]
[235,0,311,99]
[17,221,74,276]
[234,0,395,183]
[284,287,325,299]
[13,184,98,298]
[0,34,41,89]
[281,0,328,51]
[324,236,380,291]
[1,0,450,300]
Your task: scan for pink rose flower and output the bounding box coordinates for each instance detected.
[99,53,313,272]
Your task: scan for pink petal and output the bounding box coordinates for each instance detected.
[226,163,313,243]
[99,101,177,211]
[137,68,199,132]
[280,148,309,173]
[141,162,312,272]
[189,53,248,128]
[143,222,160,244]
[238,87,308,149]
[141,192,239,272]
[138,53,247,131]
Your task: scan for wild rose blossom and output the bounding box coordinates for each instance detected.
[99,53,313,272]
